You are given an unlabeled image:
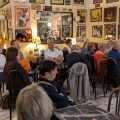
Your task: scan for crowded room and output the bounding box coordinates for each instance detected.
[0,0,120,120]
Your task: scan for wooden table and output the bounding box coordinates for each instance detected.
[54,103,120,120]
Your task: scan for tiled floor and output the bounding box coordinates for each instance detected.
[0,83,119,120]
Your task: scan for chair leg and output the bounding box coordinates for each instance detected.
[94,79,97,99]
[2,82,4,93]
[9,95,12,120]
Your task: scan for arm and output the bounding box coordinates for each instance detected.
[55,55,64,62]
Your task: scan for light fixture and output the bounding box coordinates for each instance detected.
[0,15,5,20]
[74,16,80,21]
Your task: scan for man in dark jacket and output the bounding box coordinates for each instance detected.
[66,44,91,73]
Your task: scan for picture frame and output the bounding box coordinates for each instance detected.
[51,0,64,5]
[77,26,86,42]
[118,24,120,40]
[92,25,102,38]
[31,4,41,10]
[119,8,120,23]
[15,6,30,28]
[8,28,13,41]
[29,0,45,3]
[72,0,85,6]
[15,29,32,42]
[62,26,70,37]
[65,0,70,5]
[62,16,70,26]
[90,8,102,22]
[106,0,119,3]
[104,23,116,40]
[93,0,103,4]
[77,9,87,24]
[0,0,10,8]
[104,7,117,22]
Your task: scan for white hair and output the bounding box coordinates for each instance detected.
[47,37,55,43]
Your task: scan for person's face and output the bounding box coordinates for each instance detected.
[116,42,120,50]
[108,42,113,48]
[101,46,106,53]
[77,47,81,53]
[48,40,55,49]
[0,46,3,54]
[46,67,58,80]
[68,41,72,47]
[91,45,95,50]
[12,41,19,49]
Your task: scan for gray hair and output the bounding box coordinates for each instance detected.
[47,37,55,43]
[71,44,80,51]
[112,40,119,48]
[16,83,53,120]
[98,43,106,50]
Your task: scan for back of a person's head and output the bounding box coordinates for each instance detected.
[113,40,119,48]
[6,47,18,61]
[98,43,105,50]
[16,83,53,120]
[40,60,57,76]
[71,44,80,51]
[10,40,17,46]
[66,39,71,45]
[87,42,94,50]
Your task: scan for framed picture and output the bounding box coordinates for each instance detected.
[118,24,120,40]
[93,0,103,4]
[104,7,117,22]
[77,26,86,41]
[104,23,116,40]
[65,0,70,5]
[0,0,10,8]
[77,9,87,24]
[62,26,70,37]
[8,29,13,41]
[51,0,64,5]
[72,0,85,6]
[106,0,119,3]
[15,6,30,28]
[119,8,120,23]
[15,29,32,42]
[62,16,70,26]
[92,25,102,38]
[90,8,102,22]
[29,0,45,3]
[31,4,41,10]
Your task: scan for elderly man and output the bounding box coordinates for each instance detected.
[105,40,113,56]
[66,44,91,73]
[10,40,24,60]
[44,37,64,62]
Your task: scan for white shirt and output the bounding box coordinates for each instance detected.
[44,48,61,58]
[0,54,6,72]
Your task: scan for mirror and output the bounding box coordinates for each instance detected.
[37,11,73,44]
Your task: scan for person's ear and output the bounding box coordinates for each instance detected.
[45,72,49,77]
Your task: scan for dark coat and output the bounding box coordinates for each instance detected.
[3,61,30,90]
[66,52,91,73]
[38,77,68,109]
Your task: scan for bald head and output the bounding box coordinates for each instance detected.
[71,44,81,53]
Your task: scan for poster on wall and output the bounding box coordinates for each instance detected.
[106,0,119,3]
[104,23,116,40]
[77,26,86,42]
[62,26,70,37]
[92,25,102,38]
[72,0,85,6]
[93,0,103,4]
[29,0,45,3]
[65,0,70,5]
[15,6,30,28]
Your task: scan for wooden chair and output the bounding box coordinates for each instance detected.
[7,70,25,120]
[107,87,120,116]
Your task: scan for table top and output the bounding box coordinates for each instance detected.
[54,103,120,120]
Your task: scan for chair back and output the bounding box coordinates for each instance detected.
[107,87,120,116]
[84,53,91,62]
[90,55,96,74]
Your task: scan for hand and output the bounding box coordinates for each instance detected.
[59,93,64,96]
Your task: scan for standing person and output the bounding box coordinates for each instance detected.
[81,41,88,54]
[0,45,6,82]
[3,47,30,90]
[63,39,72,53]
[10,40,24,60]
[44,37,64,62]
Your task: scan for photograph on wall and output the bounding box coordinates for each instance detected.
[62,16,70,26]
[93,0,103,4]
[62,26,70,37]
[77,9,87,24]
[29,0,45,3]
[51,0,64,5]
[72,0,85,6]
[90,8,102,22]
[0,0,10,8]
[104,7,117,22]
[15,6,30,28]
[65,0,70,5]
[92,25,102,38]
[106,0,119,3]
[77,26,86,41]
[104,23,116,40]
[15,29,32,42]
[118,24,120,40]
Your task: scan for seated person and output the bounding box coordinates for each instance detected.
[10,40,24,60]
[54,44,63,55]
[44,37,64,62]
[3,47,30,90]
[93,43,107,74]
[63,39,72,53]
[0,45,6,82]
[16,83,53,120]
[38,60,68,109]
[108,40,120,76]
[105,40,113,56]
[66,44,91,73]
[86,42,95,55]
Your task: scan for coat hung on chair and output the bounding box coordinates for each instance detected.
[67,62,90,104]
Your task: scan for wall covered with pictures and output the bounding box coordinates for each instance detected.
[90,0,120,43]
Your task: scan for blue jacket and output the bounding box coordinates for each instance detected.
[38,77,68,109]
[86,50,95,56]
[108,49,120,76]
